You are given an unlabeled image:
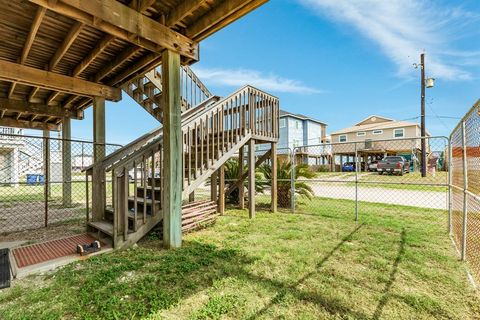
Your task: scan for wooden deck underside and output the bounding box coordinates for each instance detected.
[0,0,268,130]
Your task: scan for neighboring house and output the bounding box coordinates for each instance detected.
[278,110,330,165]
[330,115,431,168]
[0,127,24,186]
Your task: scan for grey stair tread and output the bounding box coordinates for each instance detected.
[88,221,113,236]
[137,186,161,191]
[128,197,160,204]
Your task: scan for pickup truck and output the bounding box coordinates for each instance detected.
[377,156,410,176]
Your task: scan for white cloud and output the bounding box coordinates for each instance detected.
[191,67,323,94]
[299,0,480,81]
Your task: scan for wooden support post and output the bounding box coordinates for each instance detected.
[271,142,277,213]
[92,97,105,221]
[62,117,72,207]
[189,191,195,203]
[211,171,218,202]
[248,139,255,219]
[238,146,245,209]
[218,165,225,215]
[162,49,182,249]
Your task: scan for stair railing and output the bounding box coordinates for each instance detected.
[122,65,212,121]
[87,85,278,241]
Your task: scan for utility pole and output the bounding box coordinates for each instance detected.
[420,53,427,178]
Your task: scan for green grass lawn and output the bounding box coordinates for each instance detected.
[1,199,478,319]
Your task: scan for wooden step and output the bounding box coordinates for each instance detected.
[136,186,161,199]
[87,220,113,237]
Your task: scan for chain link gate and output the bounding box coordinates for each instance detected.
[0,131,121,235]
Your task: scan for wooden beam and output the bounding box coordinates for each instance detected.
[108,53,160,86]
[162,49,182,249]
[8,7,47,99]
[0,117,59,131]
[50,21,84,71]
[0,60,121,101]
[166,0,208,27]
[73,35,115,77]
[187,0,267,41]
[21,7,46,64]
[93,46,141,82]
[0,98,82,119]
[30,0,199,60]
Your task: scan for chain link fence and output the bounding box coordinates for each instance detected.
[449,99,480,285]
[292,136,449,229]
[0,131,121,234]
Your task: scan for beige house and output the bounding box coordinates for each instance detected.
[330,115,430,164]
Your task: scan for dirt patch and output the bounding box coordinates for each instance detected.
[0,219,85,244]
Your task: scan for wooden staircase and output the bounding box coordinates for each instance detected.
[86,67,279,249]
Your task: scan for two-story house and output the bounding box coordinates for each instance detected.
[330,115,431,168]
[278,111,330,164]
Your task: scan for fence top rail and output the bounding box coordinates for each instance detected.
[0,132,122,147]
[291,135,449,152]
[449,98,480,139]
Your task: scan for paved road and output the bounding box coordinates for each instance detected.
[310,183,448,209]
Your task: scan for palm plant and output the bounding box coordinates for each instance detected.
[257,160,316,208]
[222,158,263,204]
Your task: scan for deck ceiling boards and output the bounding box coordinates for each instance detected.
[0,0,268,130]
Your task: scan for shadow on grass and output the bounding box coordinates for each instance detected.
[1,240,257,319]
[244,224,368,319]
[372,228,406,320]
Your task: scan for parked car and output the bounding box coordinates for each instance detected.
[368,161,378,172]
[377,156,410,176]
[342,162,356,172]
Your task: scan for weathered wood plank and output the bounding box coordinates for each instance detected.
[0,117,59,131]
[30,0,199,60]
[162,49,183,249]
[0,98,82,119]
[248,139,255,219]
[0,60,121,101]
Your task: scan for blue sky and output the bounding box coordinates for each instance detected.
[42,0,480,144]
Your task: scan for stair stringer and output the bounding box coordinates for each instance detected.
[182,133,252,199]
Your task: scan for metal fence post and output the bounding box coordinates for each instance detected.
[461,120,469,261]
[291,148,295,213]
[43,131,50,227]
[447,137,453,235]
[354,142,359,223]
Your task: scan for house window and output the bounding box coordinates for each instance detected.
[293,139,300,147]
[339,135,347,143]
[295,120,301,129]
[280,118,286,128]
[356,132,366,137]
[372,130,383,135]
[393,128,405,138]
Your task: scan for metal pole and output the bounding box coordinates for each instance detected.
[420,53,427,177]
[43,131,50,227]
[447,137,453,234]
[355,143,359,223]
[291,148,295,213]
[461,120,468,260]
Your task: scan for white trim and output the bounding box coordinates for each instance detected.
[393,128,405,138]
[339,135,347,142]
[372,129,383,135]
[356,131,366,137]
